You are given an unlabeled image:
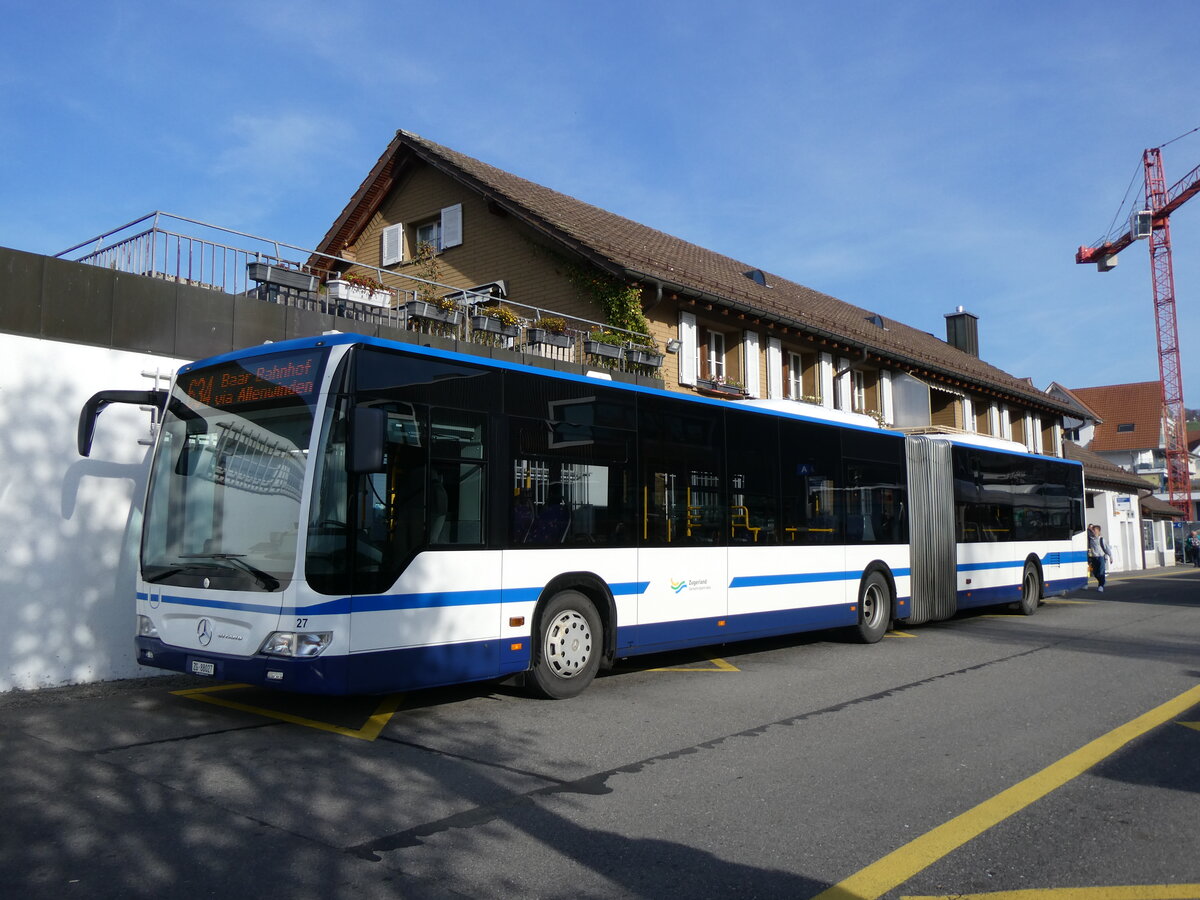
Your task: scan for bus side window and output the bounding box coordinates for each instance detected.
[779,419,842,544]
[726,411,779,545]
[429,409,486,545]
[638,399,723,547]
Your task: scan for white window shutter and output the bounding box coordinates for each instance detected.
[440,204,463,249]
[836,357,851,410]
[880,370,893,424]
[819,353,834,409]
[766,337,782,399]
[742,330,761,398]
[381,223,404,266]
[678,311,697,386]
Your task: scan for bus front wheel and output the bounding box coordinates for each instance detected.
[854,570,892,644]
[528,591,602,699]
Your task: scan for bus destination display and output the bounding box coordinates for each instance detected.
[181,352,325,410]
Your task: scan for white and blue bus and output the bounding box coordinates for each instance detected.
[79,333,1087,698]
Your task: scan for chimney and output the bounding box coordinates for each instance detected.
[945,306,979,357]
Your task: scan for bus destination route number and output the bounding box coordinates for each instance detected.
[182,354,320,410]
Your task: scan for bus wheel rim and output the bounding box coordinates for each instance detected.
[863,582,883,626]
[546,610,592,678]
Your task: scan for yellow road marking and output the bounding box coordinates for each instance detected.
[813,683,1200,900]
[904,887,1200,900]
[887,630,918,638]
[1044,598,1093,605]
[649,657,740,672]
[1181,721,1200,733]
[172,684,404,741]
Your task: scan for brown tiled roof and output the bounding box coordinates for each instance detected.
[1069,382,1163,451]
[315,130,1076,416]
[1063,441,1152,493]
[1141,495,1186,519]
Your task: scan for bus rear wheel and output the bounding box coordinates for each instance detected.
[853,570,892,644]
[528,591,602,699]
[1016,561,1041,616]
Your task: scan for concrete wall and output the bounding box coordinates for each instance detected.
[0,333,186,690]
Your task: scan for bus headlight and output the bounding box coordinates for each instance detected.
[137,615,160,638]
[260,631,333,658]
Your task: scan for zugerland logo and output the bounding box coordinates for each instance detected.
[670,578,711,594]
[670,579,688,594]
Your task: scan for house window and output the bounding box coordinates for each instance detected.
[415,219,441,253]
[852,370,866,412]
[699,329,726,381]
[406,203,464,258]
[1116,423,1135,433]
[786,352,803,400]
[784,350,821,403]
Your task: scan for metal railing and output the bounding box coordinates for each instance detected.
[57,212,662,375]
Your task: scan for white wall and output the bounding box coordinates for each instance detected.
[1086,488,1143,574]
[0,334,186,691]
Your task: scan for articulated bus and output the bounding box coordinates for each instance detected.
[79,333,1087,698]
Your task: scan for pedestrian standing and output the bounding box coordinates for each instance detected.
[1087,524,1114,591]
[1189,529,1200,568]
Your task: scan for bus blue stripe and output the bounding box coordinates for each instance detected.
[729,568,911,589]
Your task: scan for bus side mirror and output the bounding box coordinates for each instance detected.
[350,407,387,473]
[78,389,168,457]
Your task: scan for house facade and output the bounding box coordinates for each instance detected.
[312,130,1077,449]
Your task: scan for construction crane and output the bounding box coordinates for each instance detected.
[1076,147,1200,514]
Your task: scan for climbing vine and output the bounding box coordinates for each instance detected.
[560,260,652,343]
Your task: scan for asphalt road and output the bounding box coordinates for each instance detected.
[3,567,1198,899]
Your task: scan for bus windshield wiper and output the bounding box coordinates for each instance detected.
[145,566,188,583]
[179,553,281,591]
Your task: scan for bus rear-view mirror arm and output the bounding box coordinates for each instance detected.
[78,389,169,457]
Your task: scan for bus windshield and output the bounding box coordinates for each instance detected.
[141,348,328,592]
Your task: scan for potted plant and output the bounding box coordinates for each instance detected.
[625,338,664,369]
[331,272,394,307]
[583,329,627,362]
[470,305,521,338]
[526,316,571,348]
[697,375,747,397]
[248,262,317,293]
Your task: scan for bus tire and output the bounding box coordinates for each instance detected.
[1017,560,1041,616]
[528,591,602,699]
[853,570,891,643]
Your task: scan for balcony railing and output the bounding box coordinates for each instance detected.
[57,212,661,375]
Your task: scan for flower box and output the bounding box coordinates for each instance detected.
[526,328,572,348]
[696,378,746,397]
[406,300,461,325]
[247,262,317,293]
[583,340,625,360]
[470,315,520,338]
[626,348,665,368]
[326,278,392,307]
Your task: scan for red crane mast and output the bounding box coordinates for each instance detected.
[1077,148,1200,514]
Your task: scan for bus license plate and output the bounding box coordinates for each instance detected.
[191,660,216,677]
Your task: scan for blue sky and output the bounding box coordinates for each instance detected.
[4,0,1199,405]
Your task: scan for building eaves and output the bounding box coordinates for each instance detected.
[1141,495,1186,519]
[1063,441,1153,493]
[1046,382,1105,423]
